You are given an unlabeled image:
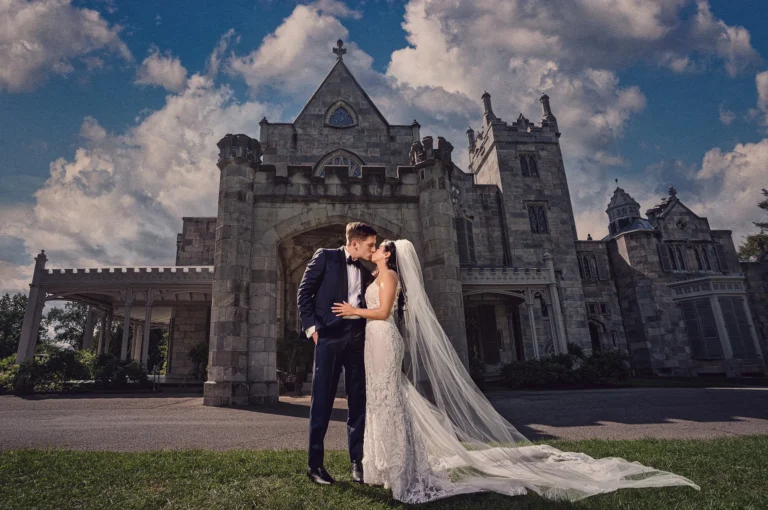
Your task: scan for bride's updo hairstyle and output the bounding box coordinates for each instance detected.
[378,240,406,322]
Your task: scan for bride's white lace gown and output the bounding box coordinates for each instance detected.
[363,279,461,503]
[362,278,700,504]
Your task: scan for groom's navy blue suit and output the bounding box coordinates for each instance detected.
[298,246,373,469]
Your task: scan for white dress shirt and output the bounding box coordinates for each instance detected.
[305,247,362,338]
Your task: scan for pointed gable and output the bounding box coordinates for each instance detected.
[293,59,390,131]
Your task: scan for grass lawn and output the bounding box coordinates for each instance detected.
[1,436,766,509]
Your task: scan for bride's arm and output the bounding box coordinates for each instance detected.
[332,270,397,320]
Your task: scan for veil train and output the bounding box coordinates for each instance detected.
[392,239,699,501]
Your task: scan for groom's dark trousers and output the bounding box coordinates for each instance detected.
[308,319,366,469]
[299,247,370,470]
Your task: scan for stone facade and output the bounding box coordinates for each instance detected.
[162,46,768,406]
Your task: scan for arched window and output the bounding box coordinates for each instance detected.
[328,107,354,127]
[528,205,538,232]
[668,245,678,270]
[676,246,686,271]
[315,149,363,177]
[520,155,529,176]
[537,206,548,233]
[529,156,538,176]
[527,205,549,234]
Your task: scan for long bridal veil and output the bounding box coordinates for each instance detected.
[392,239,699,501]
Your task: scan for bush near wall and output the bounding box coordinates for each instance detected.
[0,347,149,394]
[500,346,631,389]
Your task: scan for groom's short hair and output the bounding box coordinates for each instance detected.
[346,222,377,243]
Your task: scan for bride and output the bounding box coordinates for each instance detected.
[332,239,699,504]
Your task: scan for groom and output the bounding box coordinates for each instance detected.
[298,222,377,485]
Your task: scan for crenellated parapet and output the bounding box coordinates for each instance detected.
[409,135,454,166]
[42,266,214,285]
[217,133,262,169]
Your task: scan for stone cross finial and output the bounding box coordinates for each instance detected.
[669,185,677,197]
[333,39,346,60]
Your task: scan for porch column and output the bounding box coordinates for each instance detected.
[97,312,107,354]
[709,295,733,360]
[120,290,134,361]
[141,291,154,370]
[82,306,96,350]
[544,252,568,354]
[132,324,143,361]
[526,298,540,359]
[16,250,48,364]
[740,296,765,360]
[104,311,114,354]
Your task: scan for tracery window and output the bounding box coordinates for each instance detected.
[527,204,549,234]
[317,150,363,178]
[328,107,354,127]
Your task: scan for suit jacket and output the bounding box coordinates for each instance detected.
[297,247,373,339]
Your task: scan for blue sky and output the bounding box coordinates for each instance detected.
[2,0,768,293]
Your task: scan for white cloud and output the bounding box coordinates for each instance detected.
[719,105,736,126]
[690,139,768,242]
[2,0,764,291]
[756,70,768,125]
[0,0,132,93]
[135,46,188,92]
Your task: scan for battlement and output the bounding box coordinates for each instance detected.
[41,266,215,285]
[461,266,551,285]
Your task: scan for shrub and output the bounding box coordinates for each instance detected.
[500,348,631,389]
[93,353,148,388]
[0,355,19,394]
[187,341,209,381]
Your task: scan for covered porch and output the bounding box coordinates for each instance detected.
[460,252,568,378]
[15,251,213,380]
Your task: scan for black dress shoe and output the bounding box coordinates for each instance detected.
[351,460,364,484]
[307,466,335,485]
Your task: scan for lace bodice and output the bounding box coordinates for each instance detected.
[364,278,399,325]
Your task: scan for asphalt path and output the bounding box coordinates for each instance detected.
[1,387,767,451]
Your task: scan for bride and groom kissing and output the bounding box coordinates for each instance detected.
[298,222,699,504]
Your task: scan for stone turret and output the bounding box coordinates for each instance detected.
[481,91,496,124]
[205,133,265,407]
[607,185,646,236]
[413,135,468,366]
[466,127,475,151]
[540,93,560,138]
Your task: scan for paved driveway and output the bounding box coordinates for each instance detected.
[1,387,767,451]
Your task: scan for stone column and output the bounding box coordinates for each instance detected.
[204,134,261,407]
[120,290,134,361]
[82,306,95,351]
[97,312,107,354]
[104,311,114,354]
[141,292,154,370]
[739,296,764,361]
[526,299,540,359]
[544,252,568,354]
[414,137,469,366]
[16,250,48,364]
[132,324,143,361]
[709,295,733,360]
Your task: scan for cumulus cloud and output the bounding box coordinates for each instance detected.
[0,0,132,92]
[135,46,188,92]
[2,0,764,293]
[690,139,768,242]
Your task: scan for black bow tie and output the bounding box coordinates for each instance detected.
[346,256,362,269]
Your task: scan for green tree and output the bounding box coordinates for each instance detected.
[0,293,28,359]
[738,188,768,260]
[43,302,89,349]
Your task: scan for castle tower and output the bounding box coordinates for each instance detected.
[468,92,590,348]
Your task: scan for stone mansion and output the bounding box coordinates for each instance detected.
[16,42,768,405]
